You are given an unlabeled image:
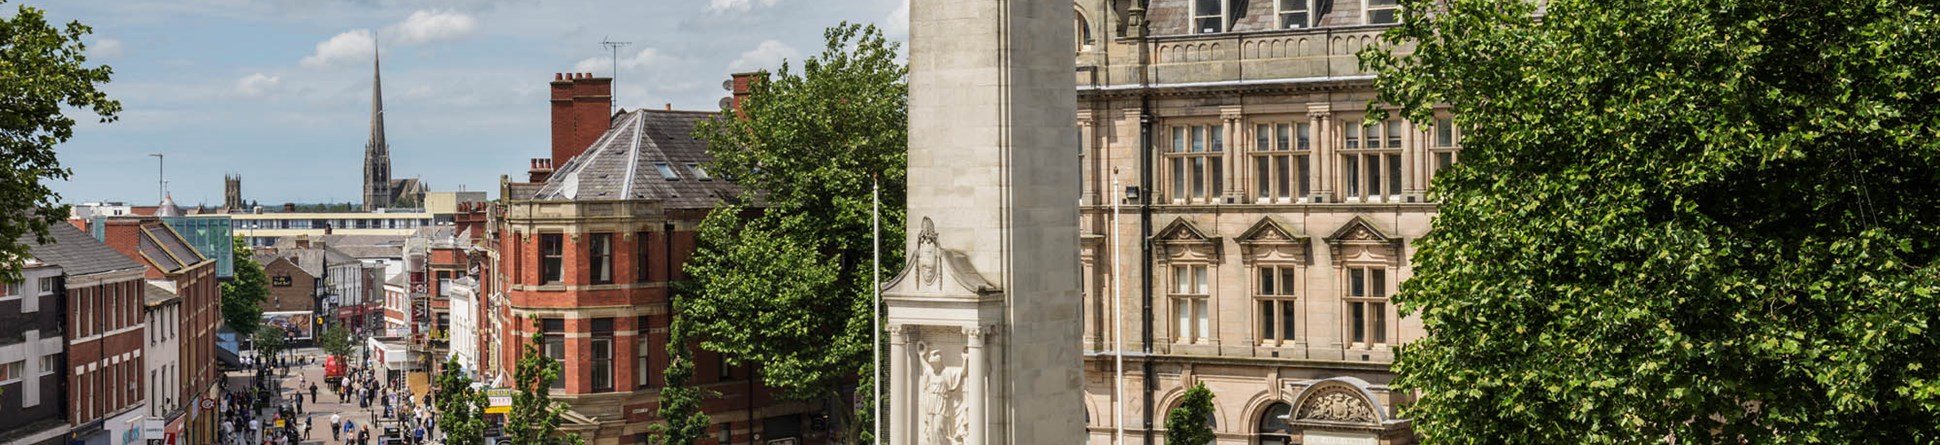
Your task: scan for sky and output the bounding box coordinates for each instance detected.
[34,0,910,207]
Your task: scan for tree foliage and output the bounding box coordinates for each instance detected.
[647,305,714,445]
[436,357,489,445]
[504,327,584,445]
[221,236,268,336]
[1164,383,1215,445]
[320,324,355,361]
[251,327,285,360]
[683,21,907,441]
[1365,0,1940,442]
[0,1,120,283]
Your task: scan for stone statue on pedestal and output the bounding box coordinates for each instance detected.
[916,341,966,445]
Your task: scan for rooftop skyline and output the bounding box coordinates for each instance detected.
[38,0,908,207]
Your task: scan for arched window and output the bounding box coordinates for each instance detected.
[1075,12,1095,52]
[1256,402,1294,445]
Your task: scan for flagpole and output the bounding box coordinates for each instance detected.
[873,173,883,445]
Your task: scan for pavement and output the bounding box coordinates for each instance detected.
[220,347,409,445]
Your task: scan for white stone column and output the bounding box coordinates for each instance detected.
[965,326,988,445]
[888,324,910,445]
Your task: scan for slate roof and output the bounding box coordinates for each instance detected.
[526,109,741,209]
[21,223,144,277]
[271,246,360,278]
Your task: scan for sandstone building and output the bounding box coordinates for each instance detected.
[1073,1,1454,444]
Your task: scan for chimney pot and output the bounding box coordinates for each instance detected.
[555,73,563,80]
[665,103,672,110]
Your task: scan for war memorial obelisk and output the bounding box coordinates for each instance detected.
[879,0,1082,444]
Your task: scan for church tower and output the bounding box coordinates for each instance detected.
[362,43,392,211]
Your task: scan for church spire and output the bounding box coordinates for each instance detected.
[363,39,392,211]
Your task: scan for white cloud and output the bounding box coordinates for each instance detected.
[388,9,477,45]
[707,0,779,14]
[884,0,909,41]
[235,73,281,97]
[300,29,374,68]
[727,40,798,72]
[91,38,125,59]
[573,48,670,75]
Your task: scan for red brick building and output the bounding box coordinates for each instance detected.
[95,216,223,444]
[26,223,149,444]
[478,72,822,444]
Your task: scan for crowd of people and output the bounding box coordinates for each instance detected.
[217,349,444,444]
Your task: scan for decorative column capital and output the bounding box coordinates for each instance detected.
[963,325,991,344]
[887,324,909,344]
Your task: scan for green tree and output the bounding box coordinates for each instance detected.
[221,237,268,336]
[251,327,285,361]
[1365,0,1940,442]
[320,325,355,361]
[0,1,120,283]
[1164,383,1215,445]
[647,305,713,445]
[683,22,906,442]
[436,357,489,445]
[503,327,585,445]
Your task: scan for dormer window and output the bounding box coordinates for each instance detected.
[1367,0,1401,24]
[687,163,712,181]
[1278,0,1311,29]
[654,163,680,180]
[1194,0,1249,33]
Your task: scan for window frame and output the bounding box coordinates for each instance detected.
[1254,264,1301,346]
[590,318,614,392]
[1166,123,1227,205]
[636,316,652,389]
[1277,0,1311,29]
[541,318,566,390]
[1338,119,1405,203]
[1251,121,1313,203]
[588,233,614,285]
[1169,263,1213,344]
[1193,0,1225,34]
[635,231,652,284]
[1428,115,1463,188]
[539,233,565,285]
[1343,266,1391,347]
[1367,0,1401,24]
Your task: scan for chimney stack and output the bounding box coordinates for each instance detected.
[528,158,555,183]
[550,72,613,169]
[729,72,760,118]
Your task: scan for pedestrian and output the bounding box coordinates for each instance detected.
[303,416,313,440]
[310,382,319,403]
[358,426,370,445]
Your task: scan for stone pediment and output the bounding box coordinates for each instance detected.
[883,217,1001,299]
[1237,216,1310,264]
[1153,217,1218,244]
[1324,215,1401,260]
[1285,377,1388,427]
[1324,215,1396,245]
[1152,217,1222,262]
[1237,216,1307,244]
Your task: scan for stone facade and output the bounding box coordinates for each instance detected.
[883,0,1083,443]
[1074,1,1455,444]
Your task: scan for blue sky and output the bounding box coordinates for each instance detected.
[34,0,908,206]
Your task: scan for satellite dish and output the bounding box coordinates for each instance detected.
[722,79,734,91]
[719,97,734,110]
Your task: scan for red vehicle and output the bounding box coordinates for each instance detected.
[324,355,347,385]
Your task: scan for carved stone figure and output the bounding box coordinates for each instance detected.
[1298,392,1377,423]
[916,217,942,289]
[917,340,966,445]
